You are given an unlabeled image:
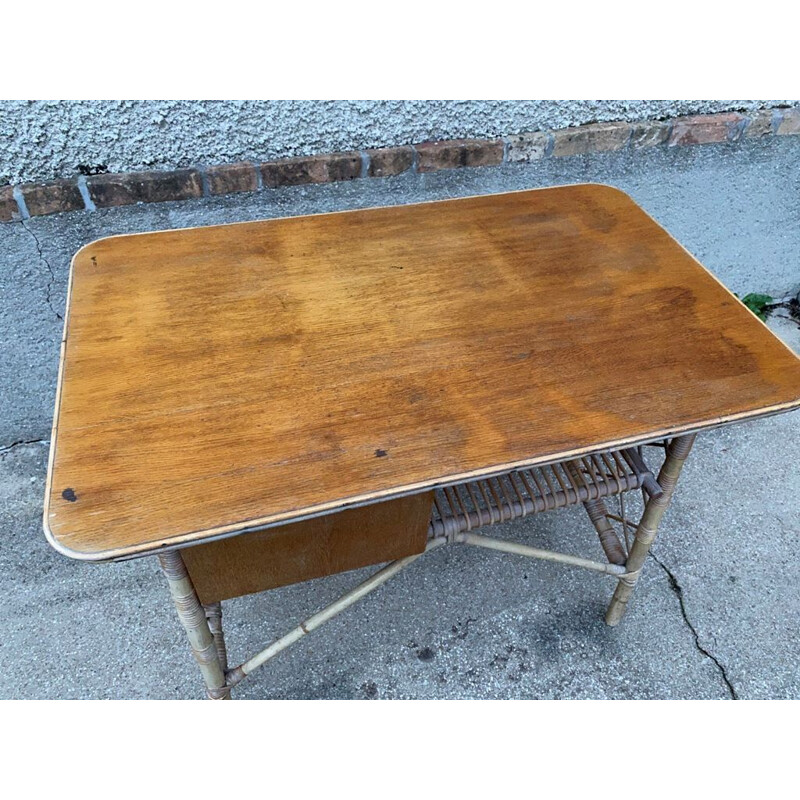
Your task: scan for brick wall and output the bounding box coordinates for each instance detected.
[2,106,798,224]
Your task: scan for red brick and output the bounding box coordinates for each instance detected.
[745,109,775,138]
[415,139,503,172]
[552,122,631,156]
[20,179,84,217]
[205,162,258,195]
[261,152,361,188]
[367,146,414,177]
[776,107,800,135]
[0,185,19,222]
[668,113,746,146]
[87,169,203,207]
[629,120,671,149]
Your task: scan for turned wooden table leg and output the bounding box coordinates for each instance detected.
[605,434,696,626]
[158,551,231,699]
[203,601,228,674]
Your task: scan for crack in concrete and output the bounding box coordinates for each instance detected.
[20,220,63,321]
[0,438,49,456]
[650,551,738,699]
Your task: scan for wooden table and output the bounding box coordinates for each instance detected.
[44,184,800,698]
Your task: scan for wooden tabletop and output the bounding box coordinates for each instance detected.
[44,184,800,560]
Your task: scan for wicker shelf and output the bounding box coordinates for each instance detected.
[430,448,661,540]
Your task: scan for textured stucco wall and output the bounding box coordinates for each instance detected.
[0,100,791,185]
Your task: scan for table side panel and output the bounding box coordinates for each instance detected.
[181,491,434,604]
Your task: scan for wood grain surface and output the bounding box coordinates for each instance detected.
[44,184,800,560]
[182,491,433,603]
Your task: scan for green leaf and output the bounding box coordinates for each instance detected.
[740,292,774,321]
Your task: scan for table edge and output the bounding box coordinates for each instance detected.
[44,400,800,563]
